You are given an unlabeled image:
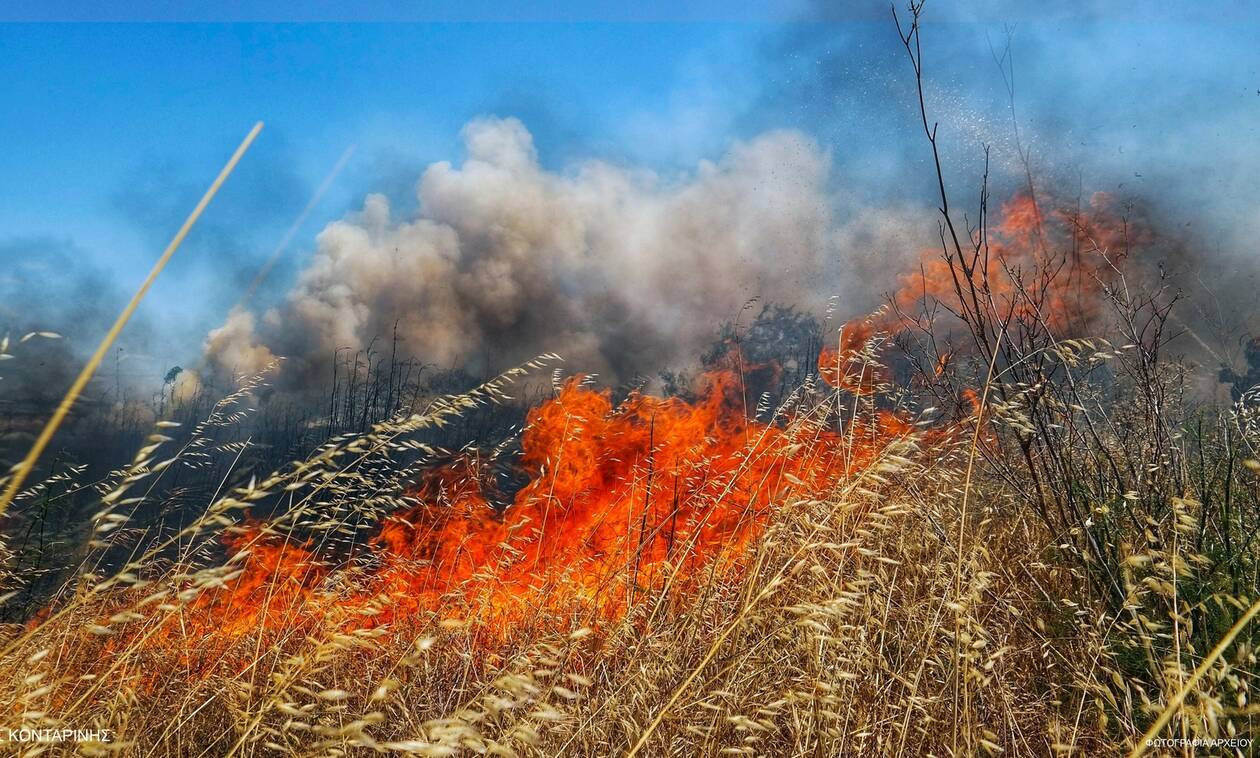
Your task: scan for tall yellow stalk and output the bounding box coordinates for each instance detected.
[0,121,264,517]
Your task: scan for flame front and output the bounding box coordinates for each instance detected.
[93,365,914,683]
[73,192,1119,687]
[820,192,1137,382]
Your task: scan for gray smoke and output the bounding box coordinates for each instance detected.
[0,238,140,407]
[201,117,924,391]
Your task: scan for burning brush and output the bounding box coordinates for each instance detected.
[61,356,925,688]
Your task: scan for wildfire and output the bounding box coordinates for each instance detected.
[819,192,1137,380]
[69,190,1124,687]
[83,363,917,682]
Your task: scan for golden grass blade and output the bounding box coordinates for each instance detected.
[1126,595,1260,757]
[0,121,264,517]
[951,325,1005,752]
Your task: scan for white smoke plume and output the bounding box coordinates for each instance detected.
[203,117,921,390]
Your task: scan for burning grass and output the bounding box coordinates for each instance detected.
[4,177,1260,755]
[3,18,1260,747]
[0,351,953,754]
[8,3,1260,752]
[4,306,1256,755]
[74,365,916,671]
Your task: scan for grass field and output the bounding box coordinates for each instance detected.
[2,300,1258,756]
[2,7,1258,755]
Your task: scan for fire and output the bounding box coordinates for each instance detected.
[817,319,886,394]
[69,191,1118,685]
[820,192,1137,378]
[82,364,917,680]
[367,371,811,625]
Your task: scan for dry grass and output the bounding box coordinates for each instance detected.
[7,5,1257,754]
[1,336,1255,758]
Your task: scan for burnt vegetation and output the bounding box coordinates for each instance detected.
[0,4,1258,756]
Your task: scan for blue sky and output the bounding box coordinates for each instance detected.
[0,20,767,382]
[2,2,1259,389]
[0,22,757,256]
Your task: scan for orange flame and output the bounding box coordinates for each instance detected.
[81,366,918,682]
[820,192,1137,379]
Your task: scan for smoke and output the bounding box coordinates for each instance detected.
[0,238,139,407]
[0,237,168,464]
[203,116,923,393]
[748,8,1260,398]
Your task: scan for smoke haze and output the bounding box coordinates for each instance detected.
[203,117,923,392]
